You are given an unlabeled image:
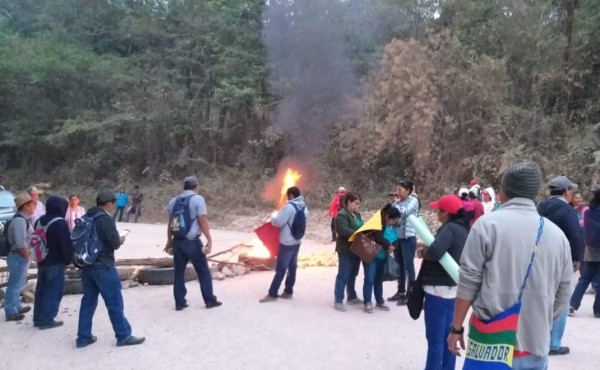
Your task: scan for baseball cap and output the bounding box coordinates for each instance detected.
[184,176,199,187]
[429,194,464,215]
[549,176,577,191]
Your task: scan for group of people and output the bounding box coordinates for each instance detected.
[4,162,600,369]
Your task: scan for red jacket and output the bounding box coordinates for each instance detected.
[470,199,484,226]
[328,193,344,218]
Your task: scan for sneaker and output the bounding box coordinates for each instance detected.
[259,295,278,303]
[206,301,223,309]
[376,303,390,311]
[387,292,403,302]
[586,288,596,295]
[347,298,363,305]
[364,303,373,313]
[76,336,97,349]
[117,335,145,347]
[39,320,63,330]
[279,293,293,299]
[5,313,25,322]
[396,296,408,306]
[549,347,570,356]
[334,303,347,312]
[18,306,32,314]
[568,307,575,317]
[175,304,189,311]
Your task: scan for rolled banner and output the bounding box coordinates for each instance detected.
[407,215,460,284]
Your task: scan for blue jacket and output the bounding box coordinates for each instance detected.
[538,197,584,262]
[116,192,129,208]
[37,196,73,266]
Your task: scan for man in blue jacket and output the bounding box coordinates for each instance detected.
[537,175,584,356]
[260,186,308,303]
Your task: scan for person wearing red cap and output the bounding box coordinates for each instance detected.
[415,194,469,370]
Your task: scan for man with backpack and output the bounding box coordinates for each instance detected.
[260,186,308,303]
[33,196,74,330]
[537,175,584,356]
[3,193,36,322]
[75,188,145,348]
[165,176,222,311]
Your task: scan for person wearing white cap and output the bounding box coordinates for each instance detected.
[27,186,46,225]
[4,193,36,321]
[537,175,584,356]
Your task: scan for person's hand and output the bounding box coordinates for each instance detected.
[388,245,395,253]
[416,246,425,259]
[19,248,30,259]
[574,261,580,273]
[119,236,126,245]
[202,241,212,255]
[447,332,465,357]
[163,241,173,256]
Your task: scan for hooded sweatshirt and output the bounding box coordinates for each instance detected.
[482,187,496,214]
[538,196,584,262]
[272,196,308,247]
[85,207,122,266]
[37,196,73,266]
[583,205,600,262]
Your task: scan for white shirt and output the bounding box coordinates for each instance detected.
[65,206,86,232]
[30,201,46,225]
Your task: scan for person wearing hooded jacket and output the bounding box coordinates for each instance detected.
[33,196,74,330]
[482,187,496,214]
[260,186,308,303]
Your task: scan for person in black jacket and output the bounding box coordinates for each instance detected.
[76,188,145,348]
[537,175,583,356]
[415,194,468,370]
[33,196,73,329]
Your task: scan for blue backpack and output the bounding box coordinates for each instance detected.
[289,203,307,240]
[72,213,106,267]
[170,195,194,240]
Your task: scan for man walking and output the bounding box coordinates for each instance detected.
[114,189,129,222]
[448,161,573,370]
[125,185,143,223]
[76,188,145,348]
[537,175,584,356]
[165,176,221,311]
[260,186,308,303]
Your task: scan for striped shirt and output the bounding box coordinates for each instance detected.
[393,195,420,239]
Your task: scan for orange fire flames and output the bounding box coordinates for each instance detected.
[248,167,303,258]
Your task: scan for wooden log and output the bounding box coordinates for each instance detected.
[114,258,174,267]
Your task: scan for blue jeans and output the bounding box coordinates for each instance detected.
[173,238,216,306]
[334,253,361,303]
[549,306,568,351]
[77,265,132,344]
[33,264,65,326]
[395,237,417,294]
[4,253,31,317]
[512,355,548,370]
[268,244,300,297]
[424,293,456,370]
[570,261,600,315]
[363,258,384,304]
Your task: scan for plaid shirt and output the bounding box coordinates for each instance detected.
[393,195,420,239]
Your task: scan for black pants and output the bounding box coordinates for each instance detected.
[330,218,337,240]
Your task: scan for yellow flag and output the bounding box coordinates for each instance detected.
[349,210,382,241]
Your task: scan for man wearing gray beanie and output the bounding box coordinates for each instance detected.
[448,161,573,369]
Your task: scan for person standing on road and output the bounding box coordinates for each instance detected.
[164,176,221,311]
[125,185,143,223]
[537,175,584,356]
[570,186,600,318]
[260,186,308,303]
[328,186,346,242]
[4,193,36,322]
[114,189,129,222]
[27,186,46,225]
[33,196,73,329]
[388,180,420,306]
[416,194,468,370]
[333,192,364,311]
[448,162,572,370]
[76,188,145,348]
[65,194,85,232]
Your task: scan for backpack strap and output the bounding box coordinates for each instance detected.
[38,217,63,232]
[517,217,545,303]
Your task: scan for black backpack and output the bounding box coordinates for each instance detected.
[289,203,307,240]
[0,215,28,257]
